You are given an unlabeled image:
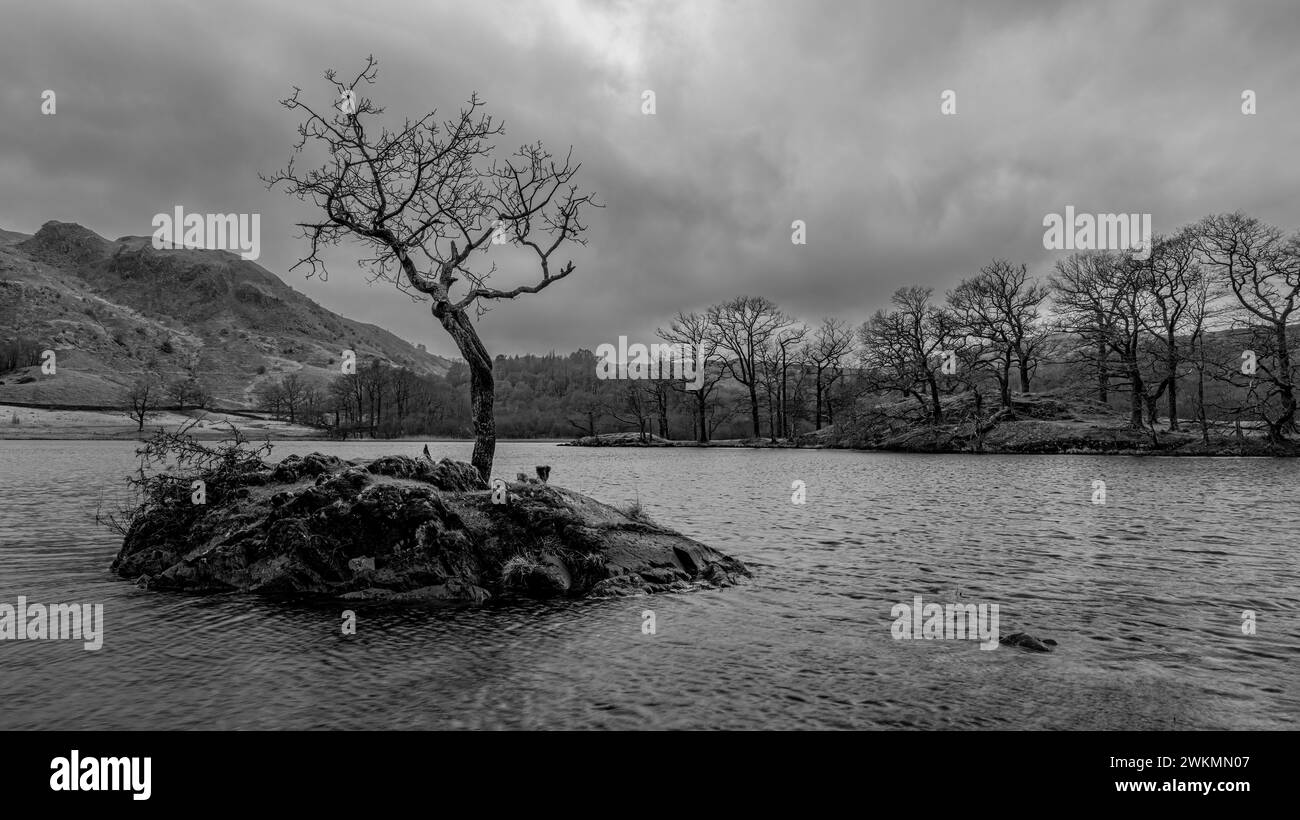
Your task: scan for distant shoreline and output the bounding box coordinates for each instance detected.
[563,440,1291,457]
[5,402,1296,457]
[0,404,568,444]
[563,423,1300,458]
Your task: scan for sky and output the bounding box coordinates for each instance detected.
[2,0,1299,362]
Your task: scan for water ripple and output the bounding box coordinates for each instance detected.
[0,441,1297,729]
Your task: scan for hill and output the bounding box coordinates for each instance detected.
[0,221,451,408]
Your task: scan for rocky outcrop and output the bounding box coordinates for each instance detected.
[828,391,1300,456]
[110,453,750,603]
[999,633,1058,653]
[563,432,674,447]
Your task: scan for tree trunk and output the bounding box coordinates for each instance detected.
[1097,339,1108,404]
[1017,356,1031,393]
[927,376,943,424]
[814,367,823,429]
[1276,323,1296,437]
[696,392,708,444]
[1128,361,1144,430]
[778,375,786,440]
[748,382,761,438]
[435,304,495,482]
[1197,356,1209,444]
[767,394,777,443]
[1165,377,1178,431]
[1165,329,1179,431]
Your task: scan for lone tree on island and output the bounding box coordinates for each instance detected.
[263,57,598,480]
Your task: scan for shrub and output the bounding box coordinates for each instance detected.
[621,497,655,524]
[95,419,273,537]
[501,554,544,588]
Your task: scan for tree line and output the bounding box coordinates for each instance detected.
[111,211,1299,444]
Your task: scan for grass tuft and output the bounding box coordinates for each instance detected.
[501,554,544,587]
[621,496,655,525]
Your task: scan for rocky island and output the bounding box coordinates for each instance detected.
[110,450,750,603]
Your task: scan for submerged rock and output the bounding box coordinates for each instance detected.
[111,454,750,603]
[999,632,1058,653]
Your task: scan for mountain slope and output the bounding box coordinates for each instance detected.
[0,221,451,408]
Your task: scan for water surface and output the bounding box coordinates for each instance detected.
[1,440,1296,729]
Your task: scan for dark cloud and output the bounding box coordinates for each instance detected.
[2,0,1298,361]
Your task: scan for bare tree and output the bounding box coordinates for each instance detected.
[126,374,161,432]
[708,296,788,438]
[263,57,598,480]
[565,351,611,438]
[605,382,653,443]
[565,388,607,438]
[758,322,808,441]
[255,379,286,419]
[299,380,326,428]
[647,377,674,440]
[279,372,307,424]
[1195,212,1300,441]
[358,360,390,434]
[858,287,958,424]
[168,374,209,413]
[1051,252,1152,429]
[805,317,854,429]
[948,260,1050,406]
[1137,231,1204,430]
[1181,263,1227,443]
[657,311,726,443]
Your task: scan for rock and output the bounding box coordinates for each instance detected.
[564,432,674,447]
[999,632,1058,652]
[347,556,376,573]
[365,454,484,491]
[269,452,346,483]
[110,453,750,603]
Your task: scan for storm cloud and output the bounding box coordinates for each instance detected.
[2,0,1298,360]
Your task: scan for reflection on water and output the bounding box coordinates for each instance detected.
[1,439,1297,729]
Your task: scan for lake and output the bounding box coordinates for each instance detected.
[1,439,1297,729]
